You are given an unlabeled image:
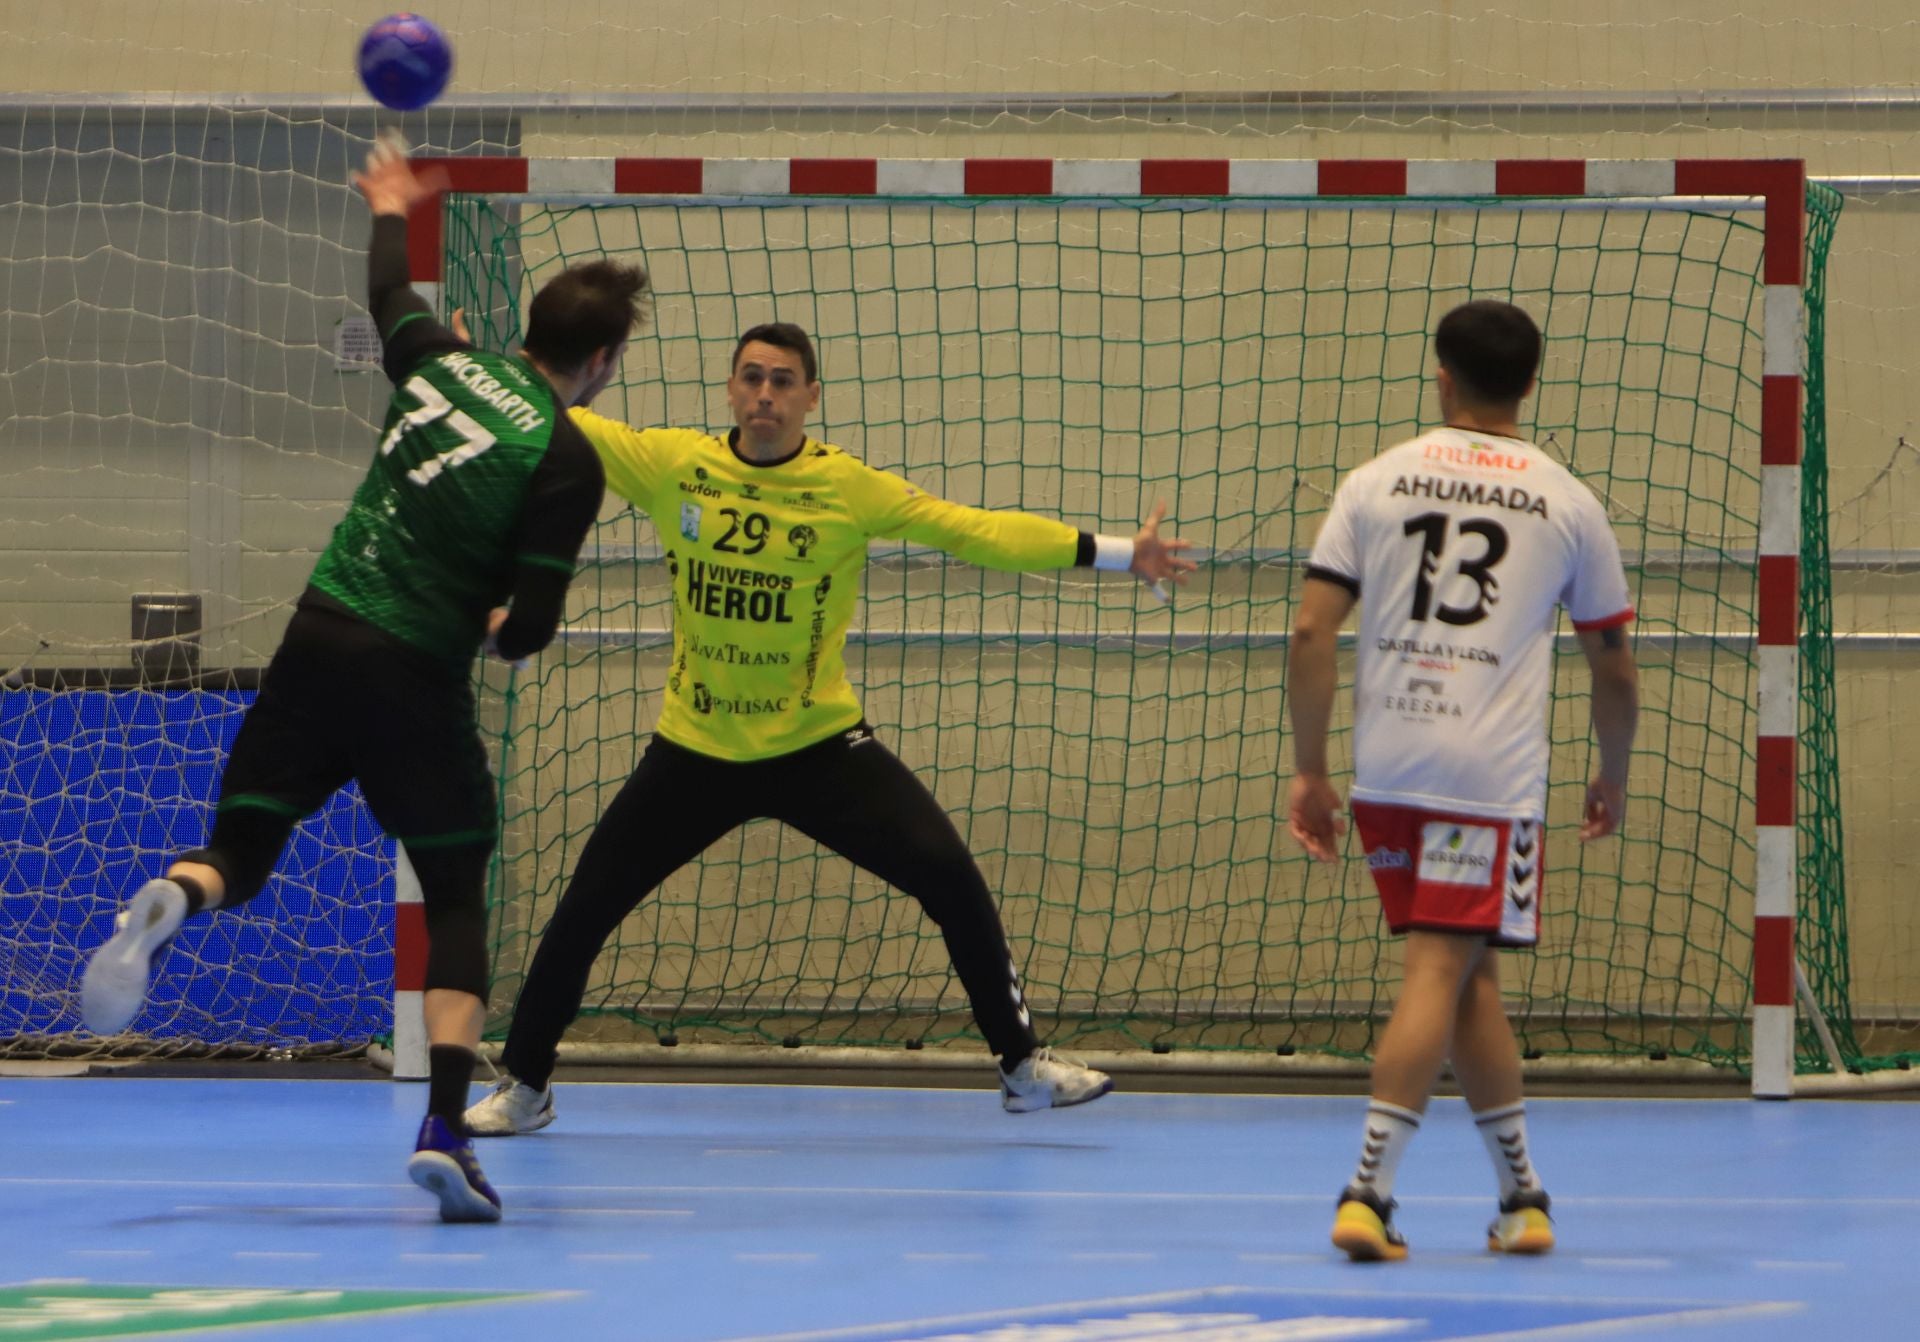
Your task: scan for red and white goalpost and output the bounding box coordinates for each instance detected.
[385,157,1813,1097]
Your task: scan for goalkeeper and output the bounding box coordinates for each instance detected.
[466,320,1195,1135]
[80,137,646,1225]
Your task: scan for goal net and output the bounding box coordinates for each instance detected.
[428,157,1858,1085]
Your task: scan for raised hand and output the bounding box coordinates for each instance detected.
[352,132,449,218]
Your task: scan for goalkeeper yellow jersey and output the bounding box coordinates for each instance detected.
[573,410,1081,761]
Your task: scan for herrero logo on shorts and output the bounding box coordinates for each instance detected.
[1418,822,1499,887]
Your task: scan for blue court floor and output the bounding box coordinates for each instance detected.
[0,1075,1912,1339]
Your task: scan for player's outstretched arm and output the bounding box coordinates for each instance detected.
[1575,624,1639,841]
[844,459,1201,600]
[1285,576,1355,862]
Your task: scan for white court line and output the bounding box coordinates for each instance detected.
[705,1148,782,1156]
[1238,1253,1325,1264]
[233,1251,321,1261]
[8,1175,1917,1210]
[1754,1258,1845,1271]
[173,1204,689,1217]
[1446,1303,1804,1342]
[711,1291,1800,1342]
[177,1205,419,1216]
[537,1207,694,1217]
[1579,1258,1675,1270]
[0,1178,416,1190]
[734,1253,820,1263]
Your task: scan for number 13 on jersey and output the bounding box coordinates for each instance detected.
[1403,512,1508,626]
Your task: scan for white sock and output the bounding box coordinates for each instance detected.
[1474,1100,1541,1201]
[1350,1100,1421,1201]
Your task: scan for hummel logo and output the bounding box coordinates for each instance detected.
[1514,821,1536,859]
[1512,892,1534,911]
[1510,864,1533,885]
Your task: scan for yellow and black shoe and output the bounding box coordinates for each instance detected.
[1331,1185,1408,1262]
[1488,1188,1554,1255]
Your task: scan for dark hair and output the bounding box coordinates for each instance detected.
[521,259,650,375]
[731,322,818,384]
[1433,300,1542,405]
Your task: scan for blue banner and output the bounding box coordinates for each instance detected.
[0,689,394,1049]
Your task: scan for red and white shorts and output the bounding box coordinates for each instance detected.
[1349,801,1544,947]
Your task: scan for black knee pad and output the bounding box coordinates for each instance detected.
[193,807,296,907]
[408,844,493,1000]
[422,900,490,999]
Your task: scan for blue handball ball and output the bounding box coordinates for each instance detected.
[357,13,454,111]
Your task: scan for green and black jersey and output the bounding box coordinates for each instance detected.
[302,215,604,669]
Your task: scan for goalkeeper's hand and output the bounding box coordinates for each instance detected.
[482,607,529,670]
[1130,501,1197,604]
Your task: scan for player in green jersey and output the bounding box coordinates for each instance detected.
[466,320,1196,1135]
[79,137,646,1223]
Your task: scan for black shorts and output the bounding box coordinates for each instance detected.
[215,604,495,850]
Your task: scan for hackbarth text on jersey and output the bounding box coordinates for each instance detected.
[310,346,572,664]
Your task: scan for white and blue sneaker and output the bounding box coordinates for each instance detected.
[80,878,189,1035]
[1000,1047,1114,1113]
[408,1115,503,1223]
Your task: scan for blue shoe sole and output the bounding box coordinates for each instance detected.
[81,882,186,1035]
[408,1150,502,1223]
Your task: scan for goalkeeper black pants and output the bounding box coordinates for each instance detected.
[500,724,1041,1088]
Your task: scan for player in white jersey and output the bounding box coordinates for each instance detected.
[1286,300,1640,1262]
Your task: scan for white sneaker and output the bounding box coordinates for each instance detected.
[80,879,189,1035]
[1000,1047,1114,1113]
[464,1075,555,1136]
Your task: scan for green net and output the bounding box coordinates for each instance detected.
[445,183,1853,1073]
